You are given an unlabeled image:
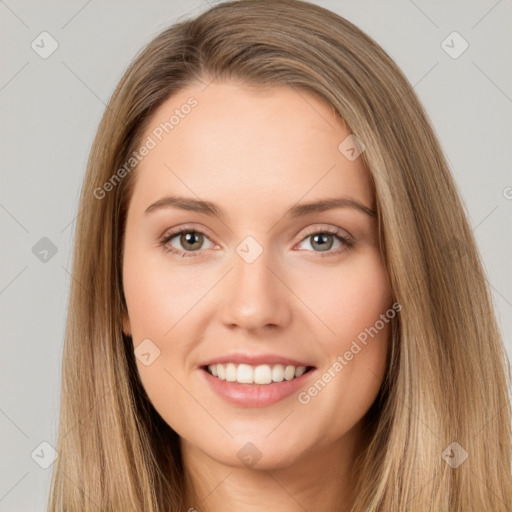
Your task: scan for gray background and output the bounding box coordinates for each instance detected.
[1,0,511,510]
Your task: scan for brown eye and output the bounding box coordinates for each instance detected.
[178,231,205,251]
[160,228,215,257]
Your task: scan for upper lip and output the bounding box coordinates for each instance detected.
[199,353,315,368]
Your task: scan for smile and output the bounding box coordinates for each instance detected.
[204,363,314,385]
[200,364,317,407]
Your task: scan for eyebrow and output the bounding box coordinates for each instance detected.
[144,195,375,219]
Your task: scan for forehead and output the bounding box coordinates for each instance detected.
[129,81,373,219]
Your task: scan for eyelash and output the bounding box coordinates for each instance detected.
[159,225,354,259]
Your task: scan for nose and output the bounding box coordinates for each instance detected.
[218,245,292,333]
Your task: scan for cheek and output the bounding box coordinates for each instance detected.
[122,245,201,339]
[124,241,392,356]
[293,253,392,436]
[295,251,392,346]
[295,250,392,406]
[122,245,197,421]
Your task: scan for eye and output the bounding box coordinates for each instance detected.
[159,226,216,257]
[295,227,354,257]
[159,225,354,258]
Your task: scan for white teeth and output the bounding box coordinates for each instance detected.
[225,363,237,382]
[237,364,254,384]
[206,363,309,384]
[284,365,295,381]
[271,364,285,382]
[295,366,306,377]
[254,365,272,384]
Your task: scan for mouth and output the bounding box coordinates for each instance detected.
[201,363,316,385]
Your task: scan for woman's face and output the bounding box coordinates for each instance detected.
[122,81,393,470]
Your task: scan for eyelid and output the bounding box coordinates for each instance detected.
[159,224,218,249]
[298,223,353,240]
[160,224,350,245]
[159,223,354,257]
[160,223,215,241]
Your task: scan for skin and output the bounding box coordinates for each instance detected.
[121,81,393,512]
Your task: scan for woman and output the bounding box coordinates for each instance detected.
[47,0,512,510]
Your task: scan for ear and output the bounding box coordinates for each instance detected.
[122,312,132,337]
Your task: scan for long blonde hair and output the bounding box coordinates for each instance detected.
[48,0,512,510]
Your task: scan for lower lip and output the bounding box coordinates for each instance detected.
[199,367,316,407]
